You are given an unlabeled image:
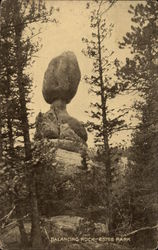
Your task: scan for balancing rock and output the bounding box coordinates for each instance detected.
[35,51,87,144]
[42,51,81,104]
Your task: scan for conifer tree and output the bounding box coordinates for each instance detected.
[118,1,158,246]
[1,0,57,248]
[82,0,126,234]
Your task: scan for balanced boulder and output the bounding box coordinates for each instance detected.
[42,51,81,104]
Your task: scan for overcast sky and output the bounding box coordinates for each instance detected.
[30,0,141,147]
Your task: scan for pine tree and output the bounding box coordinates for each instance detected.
[0,5,28,244]
[82,0,126,234]
[1,0,57,248]
[118,1,158,247]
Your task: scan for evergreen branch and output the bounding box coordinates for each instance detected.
[25,31,43,43]
[123,224,158,238]
[1,15,56,31]
[0,206,15,222]
[99,0,117,18]
[112,127,136,134]
[97,0,104,17]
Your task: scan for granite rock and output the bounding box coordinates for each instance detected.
[42,51,81,104]
[55,148,83,176]
[36,51,87,143]
[35,100,87,143]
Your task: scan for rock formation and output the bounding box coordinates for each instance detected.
[35,51,89,180]
[42,51,81,104]
[34,51,109,249]
[35,51,87,145]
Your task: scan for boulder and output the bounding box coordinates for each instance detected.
[94,223,108,236]
[44,215,84,237]
[35,110,59,140]
[42,51,81,104]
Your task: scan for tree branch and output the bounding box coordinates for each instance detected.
[0,206,15,222]
[123,224,158,237]
[100,0,117,18]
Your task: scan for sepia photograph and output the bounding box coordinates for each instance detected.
[0,0,158,249]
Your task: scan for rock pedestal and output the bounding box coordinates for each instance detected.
[35,99,87,143]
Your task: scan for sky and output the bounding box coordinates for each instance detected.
[30,0,143,147]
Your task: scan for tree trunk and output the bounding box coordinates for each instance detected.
[6,69,14,156]
[0,102,2,163]
[14,23,42,248]
[17,71,42,249]
[4,66,29,247]
[30,177,43,249]
[97,19,112,234]
[15,202,29,248]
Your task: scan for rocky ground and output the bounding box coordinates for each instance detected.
[1,218,155,250]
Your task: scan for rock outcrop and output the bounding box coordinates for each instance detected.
[35,51,88,213]
[35,100,87,143]
[34,51,109,248]
[35,51,87,144]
